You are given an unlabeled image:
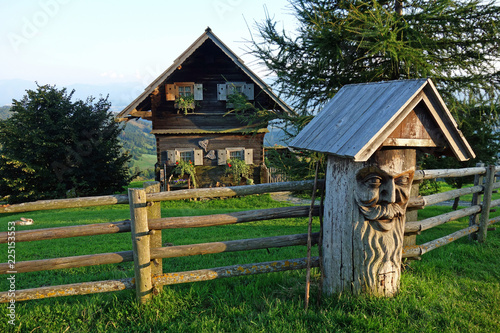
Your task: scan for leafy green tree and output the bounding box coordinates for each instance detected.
[0,84,133,203]
[250,0,500,179]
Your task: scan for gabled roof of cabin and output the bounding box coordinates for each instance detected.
[289,78,475,162]
[116,27,293,121]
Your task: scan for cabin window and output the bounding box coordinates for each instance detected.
[166,149,203,166]
[217,83,254,101]
[180,150,194,162]
[227,82,245,95]
[229,149,244,160]
[166,82,203,101]
[218,148,253,165]
[178,85,192,97]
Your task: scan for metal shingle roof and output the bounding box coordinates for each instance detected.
[290,79,474,161]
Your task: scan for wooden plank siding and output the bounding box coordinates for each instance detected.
[150,39,279,125]
[116,30,295,187]
[148,39,273,176]
[156,133,265,166]
[151,114,250,131]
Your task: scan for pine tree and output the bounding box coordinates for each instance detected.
[252,0,499,112]
[251,0,500,179]
[0,84,132,203]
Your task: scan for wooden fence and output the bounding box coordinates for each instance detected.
[1,166,499,303]
[267,166,290,183]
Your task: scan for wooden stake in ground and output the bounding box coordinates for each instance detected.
[129,188,153,304]
[317,180,325,306]
[305,161,320,311]
[143,181,163,294]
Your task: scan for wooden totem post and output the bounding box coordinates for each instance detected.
[290,79,475,297]
[323,149,415,296]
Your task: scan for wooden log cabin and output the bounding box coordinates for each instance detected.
[116,28,293,188]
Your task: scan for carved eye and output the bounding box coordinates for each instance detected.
[395,175,410,186]
[364,175,383,188]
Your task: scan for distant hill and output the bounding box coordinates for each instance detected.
[119,119,156,160]
[0,105,11,120]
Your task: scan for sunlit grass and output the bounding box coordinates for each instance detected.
[0,192,499,332]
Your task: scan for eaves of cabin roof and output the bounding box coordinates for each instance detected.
[116,27,293,121]
[151,127,269,135]
[289,78,475,162]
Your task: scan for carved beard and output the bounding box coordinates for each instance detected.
[357,202,405,231]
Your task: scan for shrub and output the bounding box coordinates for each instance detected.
[225,159,252,185]
[173,159,197,188]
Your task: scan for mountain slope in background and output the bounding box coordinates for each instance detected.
[119,119,156,159]
[0,105,11,120]
[0,79,140,112]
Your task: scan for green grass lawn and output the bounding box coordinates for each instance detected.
[0,191,499,332]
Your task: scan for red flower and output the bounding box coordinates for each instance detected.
[228,164,232,168]
[176,161,179,165]
[189,160,192,164]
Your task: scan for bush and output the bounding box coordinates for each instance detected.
[0,84,132,203]
[226,159,252,185]
[173,159,197,187]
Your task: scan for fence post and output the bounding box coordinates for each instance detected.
[128,188,153,303]
[469,163,485,241]
[404,181,420,251]
[143,181,163,293]
[478,165,495,243]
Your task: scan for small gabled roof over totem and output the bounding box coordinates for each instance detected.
[289,79,475,162]
[116,27,293,121]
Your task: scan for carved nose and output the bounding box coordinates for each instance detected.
[379,179,396,203]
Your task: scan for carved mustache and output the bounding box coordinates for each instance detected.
[357,202,405,221]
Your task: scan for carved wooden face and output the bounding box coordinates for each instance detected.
[355,166,414,231]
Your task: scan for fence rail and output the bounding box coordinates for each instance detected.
[1,165,499,303]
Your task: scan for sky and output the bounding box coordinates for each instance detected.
[1,0,296,89]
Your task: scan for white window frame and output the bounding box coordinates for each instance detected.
[166,148,203,166]
[217,82,254,101]
[166,82,203,101]
[179,150,194,162]
[229,149,244,161]
[217,148,253,165]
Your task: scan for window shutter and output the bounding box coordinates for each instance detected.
[244,148,254,165]
[167,150,176,166]
[161,151,168,165]
[194,84,203,100]
[217,84,227,101]
[194,149,203,165]
[166,84,176,101]
[244,84,254,100]
[217,149,228,165]
[174,150,181,164]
